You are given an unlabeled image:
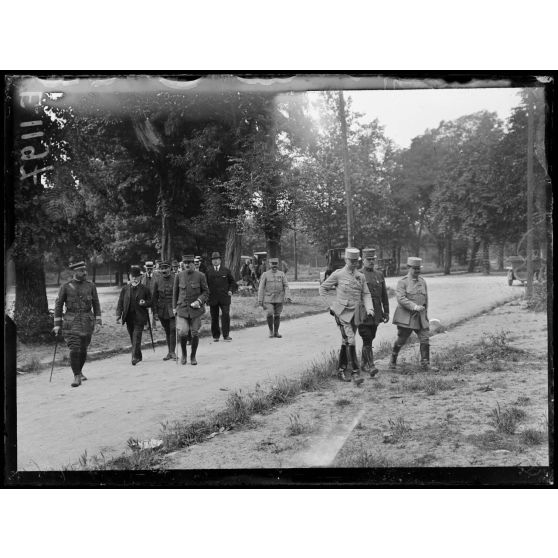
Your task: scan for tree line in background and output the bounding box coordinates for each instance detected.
[10,83,549,340]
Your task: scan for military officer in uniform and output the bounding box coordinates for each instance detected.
[390,256,437,371]
[53,261,102,387]
[319,248,374,385]
[257,257,292,338]
[357,248,390,377]
[173,254,209,365]
[141,261,157,331]
[152,260,177,361]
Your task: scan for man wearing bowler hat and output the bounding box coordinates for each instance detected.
[258,257,292,338]
[319,248,374,385]
[358,248,390,377]
[173,254,209,364]
[53,261,102,387]
[206,251,237,342]
[390,256,437,371]
[116,265,152,365]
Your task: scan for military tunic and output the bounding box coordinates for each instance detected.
[319,266,372,345]
[360,268,389,326]
[392,273,429,330]
[173,269,209,337]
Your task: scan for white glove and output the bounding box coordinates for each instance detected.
[190,300,201,309]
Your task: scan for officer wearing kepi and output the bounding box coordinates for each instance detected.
[173,254,209,365]
[53,261,102,387]
[358,248,390,377]
[319,248,374,385]
[152,260,177,361]
[390,256,437,371]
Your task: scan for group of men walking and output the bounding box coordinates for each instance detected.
[53,248,436,388]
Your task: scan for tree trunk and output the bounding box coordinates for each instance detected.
[224,224,242,279]
[467,239,480,273]
[443,234,452,275]
[437,239,445,270]
[56,266,62,286]
[481,239,490,275]
[396,245,401,276]
[415,215,423,257]
[496,241,505,271]
[92,260,97,283]
[14,253,52,342]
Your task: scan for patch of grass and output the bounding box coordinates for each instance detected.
[414,453,438,466]
[403,375,456,395]
[489,403,527,434]
[387,416,411,443]
[519,428,545,446]
[286,413,311,436]
[337,447,395,467]
[26,356,44,372]
[468,431,520,452]
[476,331,526,362]
[514,396,531,406]
[335,398,352,407]
[524,280,547,312]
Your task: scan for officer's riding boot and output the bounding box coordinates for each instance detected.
[368,347,379,377]
[190,336,199,365]
[360,345,370,372]
[420,344,439,372]
[180,337,187,365]
[70,352,82,387]
[349,345,364,386]
[389,343,402,370]
[267,316,274,338]
[273,316,282,338]
[79,350,88,381]
[338,344,351,382]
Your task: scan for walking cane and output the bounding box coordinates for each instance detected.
[146,314,156,352]
[49,332,60,383]
[175,314,179,366]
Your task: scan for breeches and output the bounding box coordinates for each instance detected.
[358,323,378,347]
[64,333,91,353]
[395,325,430,346]
[334,314,357,345]
[177,315,201,338]
[159,316,176,351]
[264,302,283,317]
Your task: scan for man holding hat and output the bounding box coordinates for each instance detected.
[258,256,292,338]
[319,248,374,385]
[152,261,177,361]
[116,266,153,365]
[173,254,209,364]
[357,248,390,377]
[390,257,436,371]
[206,251,237,342]
[53,261,102,387]
[141,261,157,331]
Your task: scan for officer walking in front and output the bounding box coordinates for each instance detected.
[53,261,102,387]
[258,257,292,338]
[173,254,209,365]
[390,256,437,371]
[152,261,177,361]
[319,248,374,385]
[358,248,390,377]
[141,261,157,331]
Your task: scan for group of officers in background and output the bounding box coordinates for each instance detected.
[53,248,436,389]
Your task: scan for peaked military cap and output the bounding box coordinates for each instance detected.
[345,248,360,260]
[182,254,195,263]
[407,257,423,268]
[269,257,279,264]
[159,261,170,268]
[362,248,377,259]
[69,261,86,271]
[145,261,154,268]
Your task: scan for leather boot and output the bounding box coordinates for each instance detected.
[79,350,88,380]
[420,344,439,371]
[273,316,282,338]
[337,344,351,382]
[349,346,364,385]
[267,316,274,338]
[369,347,379,377]
[180,338,187,365]
[190,336,199,365]
[389,343,401,370]
[360,345,370,371]
[71,374,82,387]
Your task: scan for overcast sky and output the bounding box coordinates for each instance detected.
[345,88,523,148]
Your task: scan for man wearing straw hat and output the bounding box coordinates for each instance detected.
[319,248,374,385]
[52,261,102,387]
[390,256,437,371]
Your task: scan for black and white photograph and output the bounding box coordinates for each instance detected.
[3,72,553,486]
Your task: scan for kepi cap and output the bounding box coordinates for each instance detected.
[182,254,195,263]
[269,257,279,264]
[69,261,86,271]
[145,261,154,267]
[211,252,221,259]
[407,257,423,268]
[362,248,377,259]
[159,261,170,268]
[345,248,360,260]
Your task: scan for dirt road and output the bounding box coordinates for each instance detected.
[15,274,525,470]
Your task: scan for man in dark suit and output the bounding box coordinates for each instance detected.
[116,265,152,365]
[206,251,238,342]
